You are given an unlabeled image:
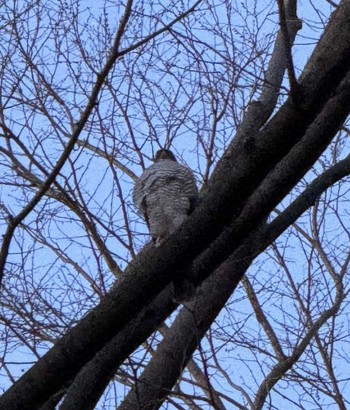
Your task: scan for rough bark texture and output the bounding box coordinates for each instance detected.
[59,287,176,410]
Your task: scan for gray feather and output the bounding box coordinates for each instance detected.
[133,157,198,245]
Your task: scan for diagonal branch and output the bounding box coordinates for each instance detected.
[58,286,177,410]
[260,0,302,114]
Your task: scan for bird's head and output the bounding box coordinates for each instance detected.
[154,149,177,162]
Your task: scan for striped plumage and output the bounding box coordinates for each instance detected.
[133,149,198,246]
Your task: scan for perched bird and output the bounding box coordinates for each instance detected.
[133,149,199,247]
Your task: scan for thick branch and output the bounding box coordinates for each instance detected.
[260,0,301,113]
[188,68,350,291]
[58,286,176,410]
[118,252,254,409]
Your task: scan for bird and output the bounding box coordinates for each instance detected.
[132,149,199,247]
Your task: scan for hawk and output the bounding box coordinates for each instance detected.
[133,149,199,247]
